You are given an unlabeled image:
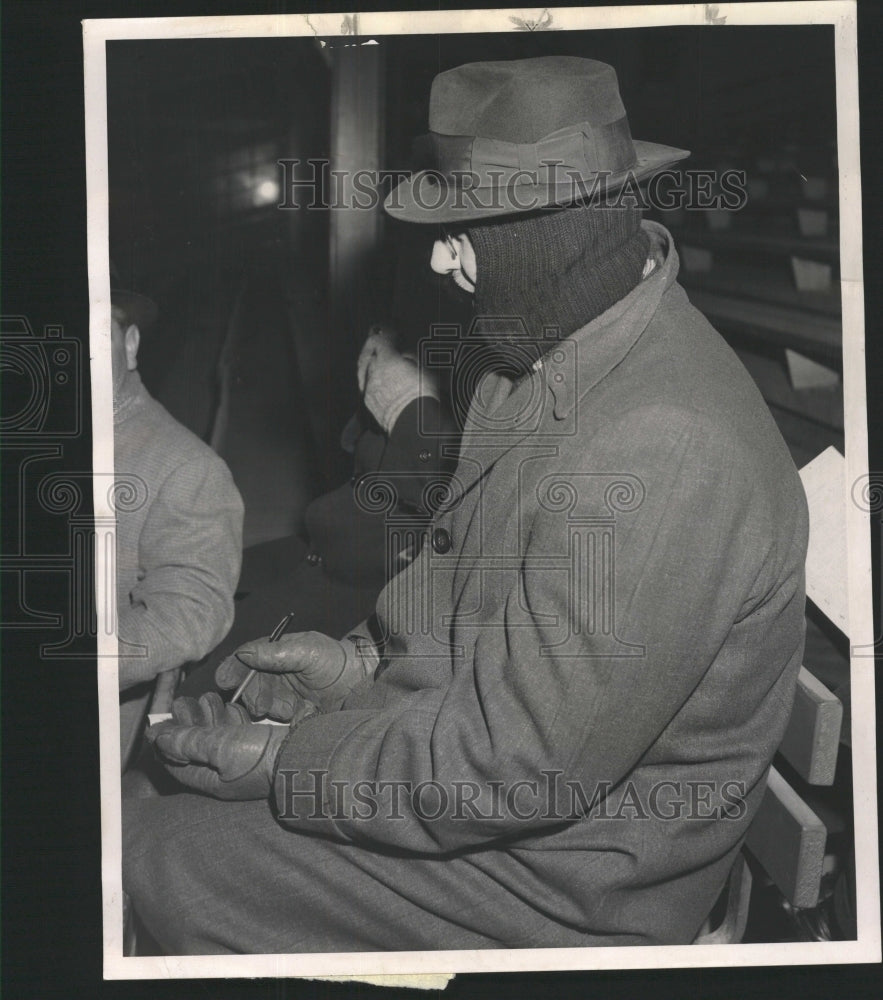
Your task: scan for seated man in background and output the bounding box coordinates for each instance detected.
[112,276,244,770]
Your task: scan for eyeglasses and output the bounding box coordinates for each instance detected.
[441,226,459,260]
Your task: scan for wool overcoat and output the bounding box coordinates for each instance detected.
[124,223,809,951]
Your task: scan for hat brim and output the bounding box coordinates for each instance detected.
[111,289,158,329]
[384,140,690,224]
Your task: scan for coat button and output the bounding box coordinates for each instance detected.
[306,551,322,566]
[431,527,451,554]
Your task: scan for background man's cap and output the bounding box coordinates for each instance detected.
[110,260,158,329]
[384,56,690,224]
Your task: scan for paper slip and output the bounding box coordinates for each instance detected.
[798,445,848,634]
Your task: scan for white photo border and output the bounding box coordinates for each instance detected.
[84,1,879,979]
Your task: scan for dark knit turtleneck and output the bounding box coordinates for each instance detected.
[466,203,649,353]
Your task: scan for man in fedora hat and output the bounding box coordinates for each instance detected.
[123,57,808,951]
[111,271,244,770]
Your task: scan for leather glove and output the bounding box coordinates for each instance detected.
[357,324,439,434]
[216,630,377,717]
[146,692,311,800]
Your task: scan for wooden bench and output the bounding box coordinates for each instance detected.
[746,447,847,913]
[697,447,847,941]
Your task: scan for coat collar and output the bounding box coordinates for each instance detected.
[113,370,149,423]
[546,220,677,421]
[449,222,678,501]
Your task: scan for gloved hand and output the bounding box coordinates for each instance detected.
[146,692,312,800]
[216,630,375,717]
[357,324,439,434]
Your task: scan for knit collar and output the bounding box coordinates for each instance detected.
[468,203,650,351]
[544,219,676,420]
[463,221,676,434]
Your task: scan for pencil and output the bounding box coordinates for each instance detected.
[229,610,295,706]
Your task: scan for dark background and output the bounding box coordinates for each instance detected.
[2,1,881,998]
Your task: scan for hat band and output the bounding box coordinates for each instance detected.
[419,117,637,189]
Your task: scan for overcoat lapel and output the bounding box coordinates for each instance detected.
[449,369,547,504]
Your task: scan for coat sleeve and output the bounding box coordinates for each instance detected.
[354,396,460,507]
[118,454,244,690]
[272,405,783,853]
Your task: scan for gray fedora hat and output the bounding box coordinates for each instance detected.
[384,56,690,224]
